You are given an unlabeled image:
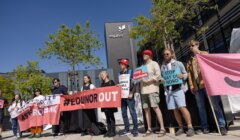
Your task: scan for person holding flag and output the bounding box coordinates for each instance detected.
[187,39,227,135]
[161,48,194,137]
[118,58,138,137]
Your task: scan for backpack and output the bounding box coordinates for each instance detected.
[91,122,107,135]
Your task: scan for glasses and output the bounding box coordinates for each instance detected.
[190,44,197,48]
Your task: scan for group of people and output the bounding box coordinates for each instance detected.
[1,39,228,139]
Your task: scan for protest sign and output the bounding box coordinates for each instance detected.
[119,74,130,98]
[17,95,61,131]
[133,65,148,83]
[162,68,183,86]
[60,86,121,111]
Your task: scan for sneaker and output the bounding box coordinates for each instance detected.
[220,127,227,136]
[119,130,131,136]
[175,128,184,136]
[195,130,203,135]
[103,131,110,137]
[186,128,195,137]
[35,134,42,138]
[58,133,64,136]
[52,133,58,137]
[203,128,209,134]
[108,132,116,137]
[28,134,35,138]
[132,131,139,137]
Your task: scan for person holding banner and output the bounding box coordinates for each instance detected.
[52,78,68,136]
[161,49,194,137]
[99,71,118,137]
[29,88,45,138]
[8,94,26,138]
[80,75,97,136]
[187,39,227,135]
[0,89,8,139]
[118,58,138,137]
[140,49,166,137]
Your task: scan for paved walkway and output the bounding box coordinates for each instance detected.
[2,120,240,140]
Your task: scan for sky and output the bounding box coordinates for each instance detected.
[0,0,151,73]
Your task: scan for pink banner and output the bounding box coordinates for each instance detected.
[197,54,240,96]
[18,104,60,131]
[0,99,4,109]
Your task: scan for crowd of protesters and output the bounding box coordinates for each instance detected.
[0,39,230,139]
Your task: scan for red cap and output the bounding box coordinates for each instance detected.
[119,59,129,67]
[143,49,153,58]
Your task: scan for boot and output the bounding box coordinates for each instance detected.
[108,126,116,137]
[103,124,111,137]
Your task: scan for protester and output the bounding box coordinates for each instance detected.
[8,94,25,139]
[99,71,118,137]
[187,39,227,135]
[161,48,194,137]
[0,89,8,140]
[29,88,45,138]
[52,78,68,136]
[140,49,166,137]
[118,58,139,137]
[80,75,97,136]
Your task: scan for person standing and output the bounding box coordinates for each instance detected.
[29,88,45,138]
[8,94,26,139]
[118,58,139,137]
[140,49,166,137]
[187,39,227,135]
[80,75,97,136]
[52,78,68,136]
[0,89,8,140]
[161,48,194,137]
[99,71,118,137]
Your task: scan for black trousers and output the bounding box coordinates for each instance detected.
[104,111,115,131]
[82,109,97,130]
[52,112,67,134]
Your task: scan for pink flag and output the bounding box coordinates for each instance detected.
[197,54,240,96]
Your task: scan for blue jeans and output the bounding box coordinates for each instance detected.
[121,98,138,133]
[11,118,20,136]
[195,88,226,129]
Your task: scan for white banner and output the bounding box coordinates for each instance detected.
[10,95,60,118]
[119,74,130,98]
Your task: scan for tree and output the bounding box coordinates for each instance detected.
[12,61,52,99]
[0,75,15,101]
[38,21,102,91]
[130,0,210,50]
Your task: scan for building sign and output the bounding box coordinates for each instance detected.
[108,25,126,39]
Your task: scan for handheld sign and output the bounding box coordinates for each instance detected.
[119,74,130,98]
[0,99,4,109]
[133,65,148,84]
[162,68,183,86]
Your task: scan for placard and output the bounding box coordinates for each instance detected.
[162,68,183,86]
[119,74,130,98]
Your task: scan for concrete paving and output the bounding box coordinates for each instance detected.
[2,120,240,140]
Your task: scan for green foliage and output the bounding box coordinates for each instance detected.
[130,0,210,49]
[38,21,103,69]
[0,75,14,101]
[12,61,52,98]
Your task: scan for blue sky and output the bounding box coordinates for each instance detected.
[0,0,151,73]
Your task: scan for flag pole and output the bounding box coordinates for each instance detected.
[207,95,222,136]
